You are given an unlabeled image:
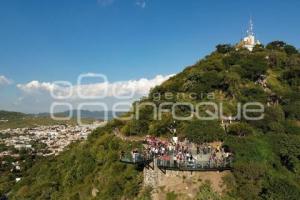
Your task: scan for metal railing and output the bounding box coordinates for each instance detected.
[120,153,153,164]
[156,157,233,171]
[119,151,233,171]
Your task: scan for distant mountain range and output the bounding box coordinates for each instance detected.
[33,110,125,120]
[0,110,125,121]
[0,110,26,120]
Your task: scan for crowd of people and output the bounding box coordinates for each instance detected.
[122,136,233,169]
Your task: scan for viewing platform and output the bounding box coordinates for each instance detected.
[120,153,153,165]
[119,136,234,172]
[120,153,233,171]
[156,158,232,171]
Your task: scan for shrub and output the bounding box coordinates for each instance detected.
[216,44,234,54]
[227,122,253,137]
[183,120,225,143]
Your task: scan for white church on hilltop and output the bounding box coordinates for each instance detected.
[237,18,260,51]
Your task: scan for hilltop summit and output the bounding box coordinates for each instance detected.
[237,18,261,51]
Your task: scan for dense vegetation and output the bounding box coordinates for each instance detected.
[8,123,144,200]
[6,41,300,199]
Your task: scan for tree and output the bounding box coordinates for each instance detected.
[227,122,253,137]
[253,44,265,52]
[270,134,300,172]
[216,44,234,54]
[283,101,300,120]
[233,162,266,200]
[249,105,285,133]
[121,120,149,136]
[240,86,267,103]
[282,66,300,87]
[196,181,222,200]
[221,71,241,97]
[239,55,268,81]
[183,120,225,143]
[183,71,223,94]
[261,177,300,200]
[268,122,285,134]
[266,41,298,56]
[266,41,286,50]
[148,113,173,136]
[283,120,300,135]
[284,45,298,55]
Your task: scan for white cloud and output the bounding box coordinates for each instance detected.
[17,74,174,99]
[17,80,55,93]
[0,75,13,85]
[136,0,146,8]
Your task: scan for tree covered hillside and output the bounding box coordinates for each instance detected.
[8,123,146,200]
[8,41,300,200]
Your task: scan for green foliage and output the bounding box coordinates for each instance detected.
[148,113,173,136]
[121,119,149,136]
[227,122,253,137]
[239,85,267,103]
[284,45,298,55]
[266,41,298,55]
[270,134,300,172]
[283,101,300,120]
[195,181,222,200]
[221,71,241,97]
[233,161,266,200]
[282,66,300,87]
[266,69,289,96]
[224,135,275,200]
[283,120,300,135]
[224,135,273,163]
[9,129,142,200]
[253,44,265,52]
[165,191,178,200]
[261,176,300,200]
[238,54,268,81]
[183,120,225,143]
[249,105,285,133]
[216,44,234,54]
[266,41,287,51]
[183,70,223,94]
[136,186,152,200]
[268,51,288,68]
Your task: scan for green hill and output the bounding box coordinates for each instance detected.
[6,41,300,200]
[0,110,104,130]
[0,110,27,120]
[0,110,77,130]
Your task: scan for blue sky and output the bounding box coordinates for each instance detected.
[0,0,299,113]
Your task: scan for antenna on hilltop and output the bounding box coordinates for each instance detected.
[247,15,254,36]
